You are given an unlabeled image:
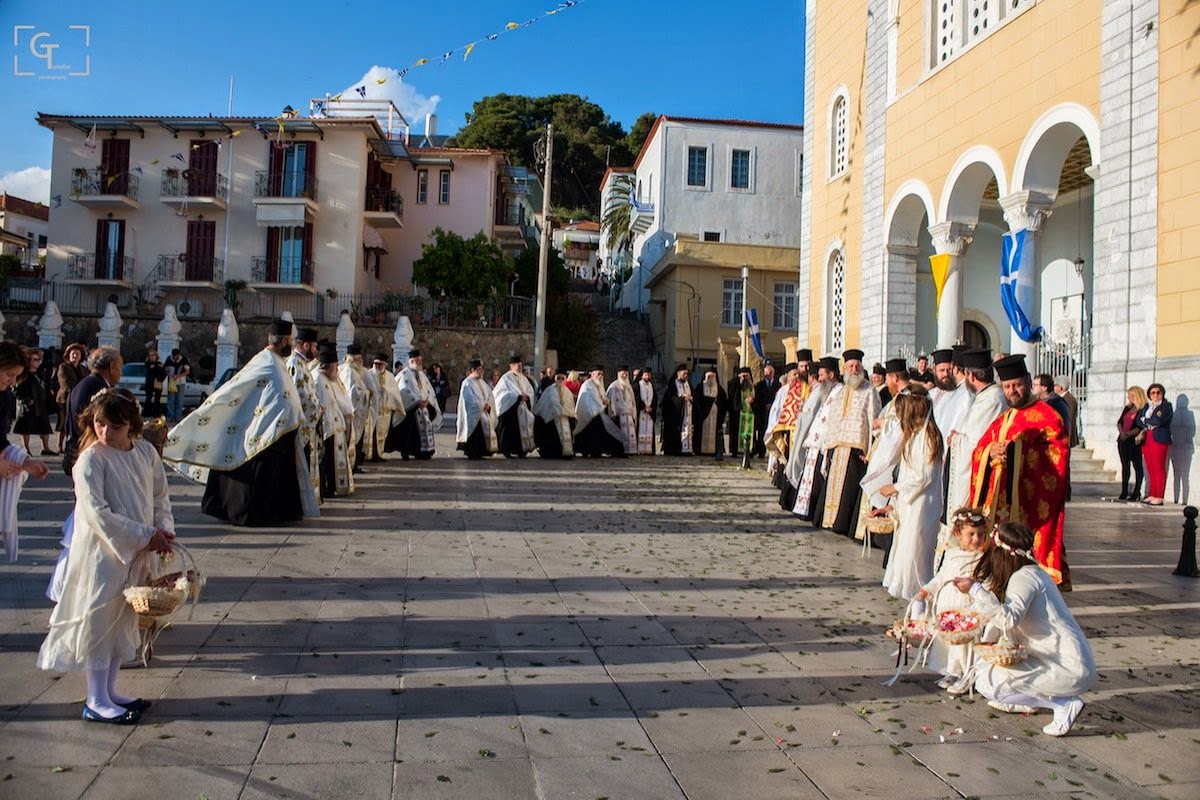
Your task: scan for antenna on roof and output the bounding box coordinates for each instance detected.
[227,74,234,116]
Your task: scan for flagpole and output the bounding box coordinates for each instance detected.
[533,123,553,378]
[739,265,749,369]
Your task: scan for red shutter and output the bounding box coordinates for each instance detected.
[94,219,107,278]
[302,222,314,284]
[186,220,216,280]
[188,140,218,195]
[101,139,130,195]
[268,143,284,196]
[266,228,280,282]
[115,221,126,280]
[304,141,317,198]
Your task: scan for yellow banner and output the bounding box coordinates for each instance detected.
[930,253,951,314]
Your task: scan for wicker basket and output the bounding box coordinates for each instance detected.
[124,542,202,621]
[864,512,897,535]
[976,638,1028,667]
[936,610,982,645]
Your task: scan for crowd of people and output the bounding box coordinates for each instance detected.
[0,326,1181,735]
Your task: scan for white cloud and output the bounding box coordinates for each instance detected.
[341,67,442,131]
[0,166,51,204]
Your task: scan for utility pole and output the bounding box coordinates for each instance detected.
[739,265,750,368]
[534,123,554,377]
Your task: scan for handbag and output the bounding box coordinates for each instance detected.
[153,379,164,392]
[1133,429,1147,446]
[166,378,178,395]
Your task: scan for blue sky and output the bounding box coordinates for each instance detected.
[0,0,804,203]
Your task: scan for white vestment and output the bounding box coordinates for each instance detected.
[606,377,638,454]
[534,382,576,454]
[493,371,537,453]
[286,352,322,499]
[945,383,1007,515]
[311,367,354,496]
[360,366,381,455]
[456,375,498,452]
[880,426,943,601]
[372,366,406,456]
[339,359,371,465]
[636,381,655,455]
[398,366,443,452]
[575,378,625,439]
[934,382,972,451]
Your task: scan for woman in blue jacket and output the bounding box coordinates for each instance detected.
[1137,383,1172,506]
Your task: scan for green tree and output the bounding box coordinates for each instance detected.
[448,93,635,214]
[412,228,511,299]
[624,112,657,158]
[510,245,594,366]
[511,244,569,297]
[601,172,637,257]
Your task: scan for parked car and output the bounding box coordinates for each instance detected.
[117,363,218,411]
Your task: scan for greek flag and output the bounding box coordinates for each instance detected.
[1000,229,1043,343]
[746,308,765,359]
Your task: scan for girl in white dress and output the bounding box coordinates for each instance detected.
[913,507,988,691]
[37,390,175,725]
[952,522,1096,736]
[875,388,944,601]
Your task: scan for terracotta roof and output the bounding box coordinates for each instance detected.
[0,194,49,221]
[410,146,507,156]
[633,114,803,170]
[599,166,634,192]
[566,221,600,232]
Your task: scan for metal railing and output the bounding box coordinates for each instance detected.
[71,168,140,200]
[0,275,47,310]
[67,252,133,282]
[1034,329,1092,438]
[154,254,225,284]
[232,290,534,328]
[160,170,229,201]
[365,187,403,216]
[254,170,319,201]
[251,255,314,286]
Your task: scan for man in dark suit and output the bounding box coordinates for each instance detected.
[63,347,123,473]
[752,358,782,457]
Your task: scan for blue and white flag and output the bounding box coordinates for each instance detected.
[746,308,765,359]
[1000,229,1044,343]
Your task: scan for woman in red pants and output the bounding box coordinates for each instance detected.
[1137,383,1172,506]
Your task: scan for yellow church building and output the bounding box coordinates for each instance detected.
[800,0,1199,493]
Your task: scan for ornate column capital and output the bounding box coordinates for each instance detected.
[927,221,976,256]
[999,190,1055,233]
[885,243,921,258]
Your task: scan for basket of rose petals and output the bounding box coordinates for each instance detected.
[936,609,982,645]
[976,637,1028,667]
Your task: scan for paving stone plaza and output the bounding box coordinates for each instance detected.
[1,430,1197,799]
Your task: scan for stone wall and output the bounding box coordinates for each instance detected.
[1,310,532,386]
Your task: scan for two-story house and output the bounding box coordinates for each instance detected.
[608,116,805,377]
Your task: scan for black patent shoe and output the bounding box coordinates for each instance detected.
[119,698,152,712]
[82,705,142,725]
[1127,492,1141,503]
[1117,492,1129,501]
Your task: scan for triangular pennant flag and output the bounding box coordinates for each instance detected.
[463,42,476,60]
[487,33,499,41]
[83,124,97,153]
[929,253,951,313]
[505,21,519,30]
[376,76,387,84]
[171,152,186,163]
[414,58,428,66]
[397,68,408,79]
[356,85,367,97]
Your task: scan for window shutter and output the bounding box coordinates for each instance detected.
[94,219,107,278]
[269,144,284,195]
[266,228,280,282]
[304,141,317,198]
[115,221,126,280]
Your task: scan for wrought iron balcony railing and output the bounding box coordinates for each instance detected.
[154,254,225,283]
[67,252,133,281]
[70,168,140,200]
[254,170,319,201]
[160,170,228,201]
[251,255,314,286]
[365,187,403,216]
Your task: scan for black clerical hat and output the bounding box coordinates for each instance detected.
[268,318,292,336]
[950,344,970,366]
[318,347,338,366]
[885,358,908,375]
[797,348,814,362]
[346,344,363,356]
[782,362,799,374]
[373,353,390,364]
[842,348,865,362]
[819,356,839,372]
[960,348,993,370]
[737,366,752,376]
[593,364,605,372]
[619,365,630,373]
[871,363,886,376]
[408,349,421,359]
[469,358,483,369]
[673,364,688,373]
[931,348,953,365]
[296,327,319,343]
[993,354,1030,381]
[509,353,523,364]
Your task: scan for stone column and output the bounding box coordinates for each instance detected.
[999,190,1054,359]
[392,316,414,368]
[215,308,240,378]
[96,302,123,352]
[37,300,64,351]
[335,312,355,362]
[927,222,976,348]
[156,304,182,358]
[883,244,920,357]
[717,337,740,384]
[780,335,799,365]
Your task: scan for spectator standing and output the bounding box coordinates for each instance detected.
[56,344,88,453]
[428,363,451,413]
[163,349,190,422]
[1137,383,1172,507]
[1116,386,1147,502]
[143,351,168,418]
[14,347,56,455]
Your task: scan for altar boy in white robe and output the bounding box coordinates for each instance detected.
[606,366,638,454]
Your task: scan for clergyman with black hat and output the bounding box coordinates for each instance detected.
[765,361,807,472]
[811,348,881,535]
[339,344,372,471]
[311,343,354,497]
[456,359,497,459]
[944,347,1007,519]
[574,366,627,457]
[533,368,575,458]
[784,355,839,518]
[370,353,406,460]
[163,319,316,526]
[727,365,755,458]
[660,365,694,456]
[969,354,1072,588]
[287,327,324,502]
[635,368,657,455]
[493,354,538,457]
[390,349,442,459]
[606,366,638,454]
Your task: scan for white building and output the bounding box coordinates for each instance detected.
[553,220,601,280]
[0,193,49,270]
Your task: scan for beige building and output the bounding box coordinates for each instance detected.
[801,0,1200,492]
[36,101,529,324]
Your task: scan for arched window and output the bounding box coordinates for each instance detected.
[827,248,846,351]
[830,93,849,178]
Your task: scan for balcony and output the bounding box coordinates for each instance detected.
[363,187,403,229]
[251,256,315,292]
[629,194,655,235]
[66,253,134,285]
[153,254,225,288]
[563,245,597,263]
[253,170,319,226]
[160,170,228,210]
[70,169,140,209]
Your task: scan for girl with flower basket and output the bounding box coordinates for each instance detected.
[37,390,175,725]
[951,522,1095,736]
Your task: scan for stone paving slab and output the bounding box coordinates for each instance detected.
[1,431,1198,799]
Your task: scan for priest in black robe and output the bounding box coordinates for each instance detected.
[727,368,754,457]
[660,365,694,455]
[692,368,728,457]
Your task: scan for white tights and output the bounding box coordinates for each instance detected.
[976,668,1079,715]
[85,657,135,718]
